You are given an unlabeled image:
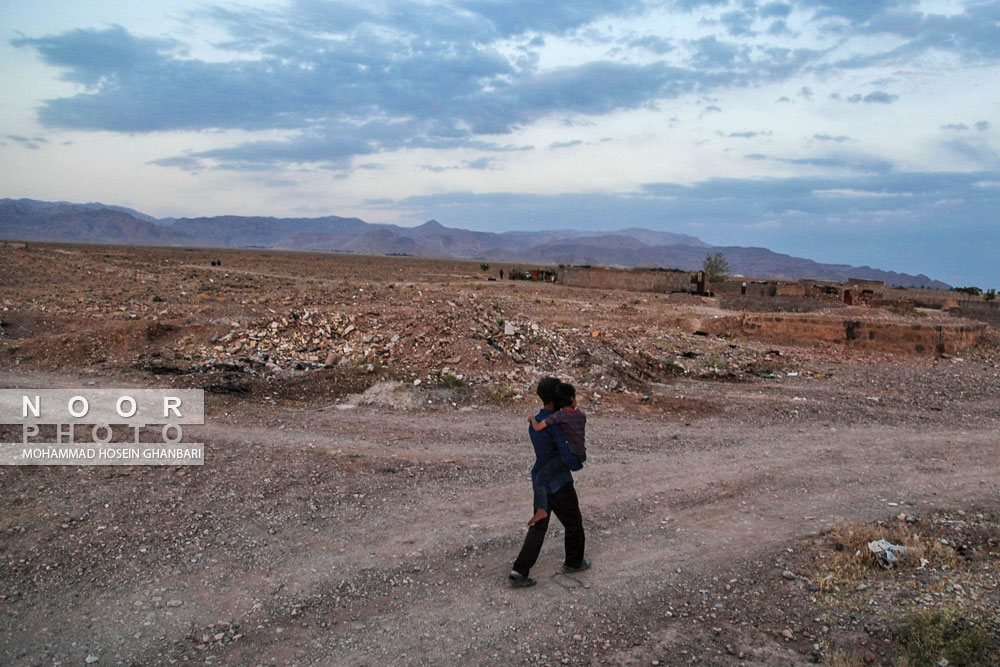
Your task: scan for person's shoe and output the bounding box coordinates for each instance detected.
[561,557,591,574]
[508,570,537,588]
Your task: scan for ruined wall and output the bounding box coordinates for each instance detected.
[557,266,691,293]
[846,278,885,294]
[776,283,807,297]
[739,314,985,355]
[882,287,966,309]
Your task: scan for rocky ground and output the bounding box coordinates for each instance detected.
[1,243,998,665]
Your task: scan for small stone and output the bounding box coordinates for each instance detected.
[86,656,99,664]
[782,570,796,580]
[167,599,183,608]
[781,629,794,641]
[856,583,868,591]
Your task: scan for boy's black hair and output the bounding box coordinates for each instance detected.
[536,376,560,405]
[554,382,576,410]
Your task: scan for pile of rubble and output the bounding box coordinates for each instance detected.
[170,301,815,396]
[197,309,361,371]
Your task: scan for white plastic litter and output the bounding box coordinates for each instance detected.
[868,539,907,569]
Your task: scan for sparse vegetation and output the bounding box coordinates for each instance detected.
[483,383,518,403]
[892,607,997,667]
[953,286,983,296]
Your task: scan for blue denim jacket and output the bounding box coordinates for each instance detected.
[529,408,582,494]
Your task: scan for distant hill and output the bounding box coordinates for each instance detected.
[0,199,195,246]
[0,198,950,288]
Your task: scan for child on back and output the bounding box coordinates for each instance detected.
[527,381,587,525]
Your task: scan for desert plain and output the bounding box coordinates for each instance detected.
[1,242,998,666]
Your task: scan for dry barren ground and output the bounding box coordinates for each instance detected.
[1,244,999,666]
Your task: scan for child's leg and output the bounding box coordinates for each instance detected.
[532,476,549,512]
[529,470,550,525]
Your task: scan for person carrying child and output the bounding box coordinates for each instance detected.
[527,381,586,526]
[509,378,590,588]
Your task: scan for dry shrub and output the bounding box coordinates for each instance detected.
[821,648,865,667]
[816,520,961,591]
[483,383,519,403]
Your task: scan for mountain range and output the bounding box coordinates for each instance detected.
[0,198,949,288]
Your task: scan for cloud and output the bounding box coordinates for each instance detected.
[739,151,893,173]
[18,18,766,169]
[814,188,911,198]
[674,0,729,10]
[766,20,791,35]
[11,2,857,172]
[801,0,920,24]
[627,35,675,54]
[9,0,991,177]
[11,25,180,88]
[452,0,647,38]
[720,10,755,36]
[938,121,990,133]
[4,135,48,150]
[191,130,376,170]
[688,36,750,70]
[759,3,792,19]
[846,91,898,103]
[464,157,495,170]
[148,155,202,172]
[942,139,1000,169]
[813,133,851,142]
[549,140,584,149]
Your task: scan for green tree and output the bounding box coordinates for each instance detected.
[702,253,730,284]
[952,286,983,296]
[985,288,997,301]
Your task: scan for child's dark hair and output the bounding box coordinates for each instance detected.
[536,376,560,404]
[554,382,576,410]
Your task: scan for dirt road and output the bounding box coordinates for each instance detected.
[3,359,998,665]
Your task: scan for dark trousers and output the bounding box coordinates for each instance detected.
[512,482,585,576]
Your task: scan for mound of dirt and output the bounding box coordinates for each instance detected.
[340,381,423,410]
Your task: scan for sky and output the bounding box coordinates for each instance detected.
[1,0,998,287]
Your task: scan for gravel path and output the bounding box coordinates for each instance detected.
[3,359,999,665]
